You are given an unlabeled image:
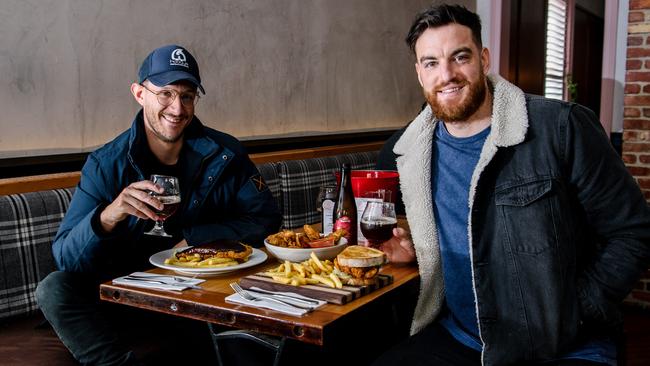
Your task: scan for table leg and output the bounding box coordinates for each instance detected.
[207,323,286,366]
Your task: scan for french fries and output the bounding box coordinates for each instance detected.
[329,272,343,288]
[312,274,335,288]
[164,254,239,268]
[263,252,350,288]
[310,252,327,272]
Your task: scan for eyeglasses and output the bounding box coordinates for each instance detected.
[140,83,200,107]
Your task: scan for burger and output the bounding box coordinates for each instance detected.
[175,239,253,263]
[334,245,386,286]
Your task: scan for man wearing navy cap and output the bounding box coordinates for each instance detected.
[36,45,281,365]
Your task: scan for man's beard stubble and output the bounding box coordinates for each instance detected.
[425,72,487,122]
[145,110,186,144]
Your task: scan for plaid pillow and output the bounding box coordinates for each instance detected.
[278,151,378,229]
[0,188,74,322]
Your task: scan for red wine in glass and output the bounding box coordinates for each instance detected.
[360,201,397,248]
[361,217,397,246]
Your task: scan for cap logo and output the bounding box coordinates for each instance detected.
[170,48,189,68]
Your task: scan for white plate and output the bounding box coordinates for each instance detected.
[264,237,348,262]
[149,247,268,277]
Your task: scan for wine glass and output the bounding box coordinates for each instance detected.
[360,201,397,248]
[144,175,181,237]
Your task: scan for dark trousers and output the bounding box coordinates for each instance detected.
[372,321,608,366]
[35,271,216,366]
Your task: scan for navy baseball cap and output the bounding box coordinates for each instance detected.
[138,44,205,94]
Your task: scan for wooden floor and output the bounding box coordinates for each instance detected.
[623,306,650,366]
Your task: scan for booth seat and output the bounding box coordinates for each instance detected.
[0,150,378,365]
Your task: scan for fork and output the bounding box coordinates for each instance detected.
[230,283,310,309]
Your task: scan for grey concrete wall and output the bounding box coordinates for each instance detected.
[0,0,473,158]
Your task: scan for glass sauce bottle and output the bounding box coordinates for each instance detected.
[320,186,337,235]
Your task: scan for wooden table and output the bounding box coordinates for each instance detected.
[99,254,419,347]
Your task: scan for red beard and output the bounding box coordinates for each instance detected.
[425,73,487,122]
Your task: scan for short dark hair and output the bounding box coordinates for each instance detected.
[405,4,482,55]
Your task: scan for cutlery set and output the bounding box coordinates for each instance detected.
[113,272,205,291]
[121,275,203,290]
[230,282,319,310]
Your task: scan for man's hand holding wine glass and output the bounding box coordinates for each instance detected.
[379,227,416,264]
[99,180,164,233]
[358,201,415,264]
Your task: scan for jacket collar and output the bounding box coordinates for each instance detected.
[486,73,528,147]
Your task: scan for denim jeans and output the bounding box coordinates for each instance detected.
[35,271,215,365]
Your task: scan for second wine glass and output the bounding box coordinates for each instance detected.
[360,201,397,248]
[144,174,181,237]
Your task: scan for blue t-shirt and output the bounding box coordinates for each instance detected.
[432,122,489,351]
[431,122,616,365]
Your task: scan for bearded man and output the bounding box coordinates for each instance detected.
[36,44,281,365]
[374,4,650,366]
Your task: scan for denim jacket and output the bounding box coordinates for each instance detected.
[52,111,281,277]
[395,75,650,365]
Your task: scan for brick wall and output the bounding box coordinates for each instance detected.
[624,0,650,308]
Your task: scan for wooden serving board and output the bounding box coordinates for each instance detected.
[239,273,393,305]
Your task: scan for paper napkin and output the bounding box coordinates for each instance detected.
[225,292,325,317]
[112,272,205,291]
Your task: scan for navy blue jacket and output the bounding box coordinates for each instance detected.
[52,111,281,276]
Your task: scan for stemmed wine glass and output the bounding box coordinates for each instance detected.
[360,201,397,248]
[144,175,181,237]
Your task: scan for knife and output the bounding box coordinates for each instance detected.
[248,287,320,305]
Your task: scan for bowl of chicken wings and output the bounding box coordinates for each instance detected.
[264,225,348,262]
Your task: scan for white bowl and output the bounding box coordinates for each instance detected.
[264,238,348,262]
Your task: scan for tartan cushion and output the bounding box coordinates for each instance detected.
[0,188,74,322]
[278,151,378,229]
